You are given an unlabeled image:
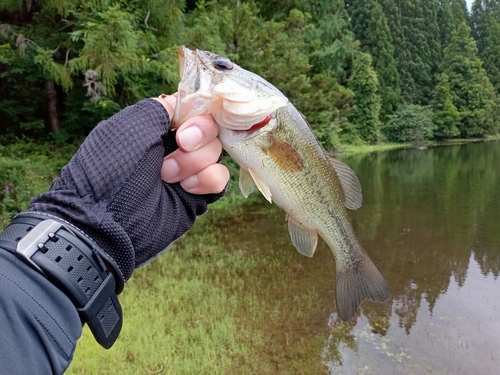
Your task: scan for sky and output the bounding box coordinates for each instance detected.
[466,0,473,11]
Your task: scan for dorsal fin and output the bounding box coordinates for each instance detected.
[328,157,363,210]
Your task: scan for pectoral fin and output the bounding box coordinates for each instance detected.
[248,168,272,203]
[262,135,304,172]
[328,157,363,210]
[287,216,318,258]
[239,168,255,198]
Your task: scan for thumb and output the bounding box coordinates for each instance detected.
[153,93,177,119]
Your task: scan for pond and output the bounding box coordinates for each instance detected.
[218,141,500,374]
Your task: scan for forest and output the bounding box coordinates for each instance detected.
[0,0,499,150]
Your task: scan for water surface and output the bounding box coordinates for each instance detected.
[221,141,500,374]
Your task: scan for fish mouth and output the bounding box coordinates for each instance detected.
[177,46,199,83]
[178,45,186,76]
[172,46,214,128]
[173,45,288,131]
[178,46,214,79]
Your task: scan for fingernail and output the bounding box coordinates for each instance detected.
[178,126,203,151]
[161,158,180,182]
[182,175,199,191]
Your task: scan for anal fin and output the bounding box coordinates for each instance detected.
[287,216,318,257]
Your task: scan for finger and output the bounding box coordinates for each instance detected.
[180,163,230,195]
[161,138,222,183]
[152,93,177,118]
[176,114,219,152]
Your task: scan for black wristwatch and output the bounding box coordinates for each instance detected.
[0,213,123,349]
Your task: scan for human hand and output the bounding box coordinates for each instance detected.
[153,95,229,195]
[29,97,229,281]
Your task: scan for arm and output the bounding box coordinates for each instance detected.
[0,97,228,374]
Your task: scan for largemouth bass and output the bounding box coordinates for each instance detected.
[172,46,390,320]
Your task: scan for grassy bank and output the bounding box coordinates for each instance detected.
[0,142,77,227]
[66,197,332,374]
[335,135,499,155]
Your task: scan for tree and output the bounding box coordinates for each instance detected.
[346,0,401,117]
[450,0,470,25]
[383,0,415,104]
[303,0,386,146]
[443,22,498,136]
[471,0,500,94]
[304,0,358,85]
[382,104,435,143]
[0,0,183,140]
[438,0,456,48]
[0,2,72,135]
[380,0,443,105]
[346,52,382,144]
[430,73,461,139]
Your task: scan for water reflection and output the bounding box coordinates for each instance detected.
[326,141,500,374]
[323,253,500,374]
[217,142,500,374]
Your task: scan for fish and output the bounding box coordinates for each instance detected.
[172,46,390,320]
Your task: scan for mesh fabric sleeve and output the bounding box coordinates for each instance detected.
[29,99,223,280]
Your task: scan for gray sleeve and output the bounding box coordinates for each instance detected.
[0,250,81,374]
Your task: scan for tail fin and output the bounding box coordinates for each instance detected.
[335,255,390,321]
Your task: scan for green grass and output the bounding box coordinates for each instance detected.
[66,200,329,374]
[336,142,408,155]
[0,141,77,227]
[335,135,500,155]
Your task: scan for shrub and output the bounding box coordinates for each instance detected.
[383,104,436,143]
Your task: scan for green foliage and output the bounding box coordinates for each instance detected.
[0,0,500,145]
[383,104,436,143]
[305,0,358,85]
[0,0,182,140]
[431,74,461,139]
[0,141,76,227]
[472,0,500,95]
[398,0,441,105]
[33,46,72,91]
[442,22,499,136]
[346,0,401,116]
[383,0,415,104]
[345,52,381,144]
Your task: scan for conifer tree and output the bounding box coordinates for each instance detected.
[450,0,470,25]
[346,0,401,117]
[399,0,441,105]
[431,73,461,138]
[383,0,415,103]
[0,0,183,138]
[442,22,498,136]
[438,0,457,48]
[346,52,382,143]
[472,0,500,94]
[302,0,366,145]
[304,0,358,83]
[422,0,443,75]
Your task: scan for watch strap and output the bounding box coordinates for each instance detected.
[0,213,123,349]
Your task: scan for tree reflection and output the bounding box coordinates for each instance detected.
[340,141,500,333]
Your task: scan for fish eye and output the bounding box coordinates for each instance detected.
[214,56,233,71]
